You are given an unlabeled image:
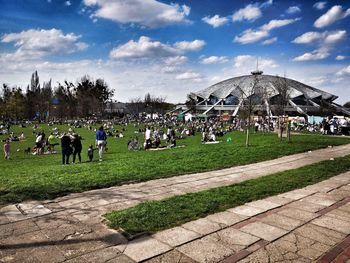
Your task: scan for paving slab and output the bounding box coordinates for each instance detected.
[286,200,326,213]
[152,227,201,247]
[277,208,318,222]
[239,221,288,242]
[143,249,197,263]
[178,235,234,263]
[0,219,39,239]
[206,211,247,227]
[312,215,350,235]
[105,254,135,263]
[182,218,222,236]
[64,246,123,263]
[0,204,29,222]
[338,203,350,213]
[116,236,171,262]
[328,189,350,200]
[237,241,310,263]
[260,213,304,231]
[207,228,260,252]
[246,200,281,211]
[301,193,338,207]
[294,223,346,247]
[279,189,316,200]
[228,205,265,217]
[326,208,350,223]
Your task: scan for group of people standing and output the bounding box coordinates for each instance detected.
[61,125,107,165]
[60,133,82,165]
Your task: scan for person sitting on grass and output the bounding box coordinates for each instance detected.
[47,132,59,153]
[19,132,25,141]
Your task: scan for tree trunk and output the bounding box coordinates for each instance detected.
[245,127,250,147]
[287,121,291,142]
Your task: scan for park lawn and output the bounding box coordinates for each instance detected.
[1,124,350,205]
[105,155,350,235]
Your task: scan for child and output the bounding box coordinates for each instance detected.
[4,140,10,160]
[87,145,95,162]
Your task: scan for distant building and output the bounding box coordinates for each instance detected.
[179,71,350,118]
[105,101,129,115]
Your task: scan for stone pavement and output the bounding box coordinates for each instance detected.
[1,144,350,262]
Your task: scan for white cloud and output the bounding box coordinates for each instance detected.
[292,30,346,45]
[164,56,188,66]
[159,56,188,74]
[336,55,346,61]
[262,37,277,45]
[200,56,228,64]
[233,55,278,71]
[292,30,346,62]
[286,6,301,14]
[175,71,202,81]
[82,0,191,28]
[109,36,180,59]
[234,29,269,44]
[174,40,206,52]
[292,47,330,61]
[313,2,327,10]
[292,31,323,44]
[1,28,88,61]
[232,4,262,22]
[202,15,228,28]
[109,37,205,59]
[324,30,347,44]
[336,65,350,75]
[234,18,299,44]
[260,18,300,31]
[259,0,273,8]
[314,5,350,28]
[307,76,328,86]
[65,1,71,6]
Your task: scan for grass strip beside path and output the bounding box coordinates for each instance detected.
[105,155,350,235]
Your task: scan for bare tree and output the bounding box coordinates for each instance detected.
[128,97,144,117]
[272,75,291,141]
[238,75,263,147]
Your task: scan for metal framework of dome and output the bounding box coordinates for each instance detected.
[179,72,350,117]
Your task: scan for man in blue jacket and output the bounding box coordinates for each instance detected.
[96,126,107,161]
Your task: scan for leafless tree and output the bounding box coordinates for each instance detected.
[272,75,291,141]
[238,75,263,147]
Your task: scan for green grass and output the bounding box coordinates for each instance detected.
[105,155,350,235]
[1,123,350,205]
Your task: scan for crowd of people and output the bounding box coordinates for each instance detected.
[2,114,350,161]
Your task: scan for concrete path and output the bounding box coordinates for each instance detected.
[1,144,350,262]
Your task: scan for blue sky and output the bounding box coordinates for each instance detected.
[1,0,350,104]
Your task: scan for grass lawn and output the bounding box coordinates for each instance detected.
[1,123,350,205]
[105,155,350,235]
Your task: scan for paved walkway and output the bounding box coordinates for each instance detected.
[1,144,350,262]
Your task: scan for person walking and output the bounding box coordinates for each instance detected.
[3,140,10,160]
[144,126,152,149]
[60,133,72,165]
[72,133,82,163]
[95,126,107,161]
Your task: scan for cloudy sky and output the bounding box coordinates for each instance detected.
[1,0,350,104]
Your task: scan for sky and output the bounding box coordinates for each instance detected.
[0,0,350,104]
